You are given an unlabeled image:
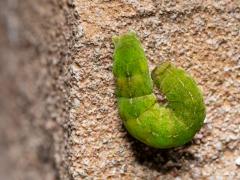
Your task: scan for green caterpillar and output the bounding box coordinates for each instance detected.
[112,32,206,149]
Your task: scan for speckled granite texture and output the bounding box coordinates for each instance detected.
[1,0,239,179]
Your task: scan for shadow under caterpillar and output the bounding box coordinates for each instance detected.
[113,32,206,149]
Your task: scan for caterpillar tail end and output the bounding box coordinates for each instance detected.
[128,30,137,36]
[151,61,172,80]
[112,35,120,46]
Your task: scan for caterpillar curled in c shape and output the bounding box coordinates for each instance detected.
[112,32,206,149]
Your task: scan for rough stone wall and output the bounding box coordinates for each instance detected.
[0,0,239,179]
[0,0,73,179]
